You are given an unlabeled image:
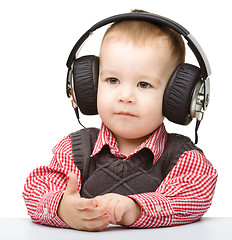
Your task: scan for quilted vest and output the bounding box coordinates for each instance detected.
[69,128,201,198]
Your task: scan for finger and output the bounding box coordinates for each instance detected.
[77,198,98,210]
[84,214,111,232]
[65,172,80,195]
[114,201,126,223]
[107,201,117,225]
[95,196,116,224]
[82,206,111,220]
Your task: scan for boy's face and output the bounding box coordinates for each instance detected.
[97,34,176,141]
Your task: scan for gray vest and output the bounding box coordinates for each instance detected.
[69,128,201,198]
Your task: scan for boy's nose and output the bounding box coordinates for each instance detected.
[118,85,136,104]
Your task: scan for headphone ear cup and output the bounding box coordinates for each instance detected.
[73,55,99,115]
[163,63,202,125]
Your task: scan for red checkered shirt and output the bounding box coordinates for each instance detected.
[22,123,217,228]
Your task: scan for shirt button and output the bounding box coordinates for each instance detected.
[110,149,116,155]
[155,204,161,213]
[43,207,48,215]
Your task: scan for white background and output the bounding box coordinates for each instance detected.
[0,0,231,218]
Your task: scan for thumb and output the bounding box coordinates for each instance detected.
[65,172,80,196]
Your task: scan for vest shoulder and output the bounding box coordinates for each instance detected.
[69,127,100,140]
[166,133,202,153]
[68,128,100,166]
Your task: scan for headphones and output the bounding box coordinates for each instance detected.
[66,12,211,143]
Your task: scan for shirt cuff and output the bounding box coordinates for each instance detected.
[36,190,70,228]
[128,192,174,228]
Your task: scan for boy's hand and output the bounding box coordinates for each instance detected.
[95,193,141,226]
[57,173,111,231]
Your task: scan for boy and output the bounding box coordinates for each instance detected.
[23,10,217,231]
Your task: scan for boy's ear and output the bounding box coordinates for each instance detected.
[163,63,202,125]
[72,55,99,115]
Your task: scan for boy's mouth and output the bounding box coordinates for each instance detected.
[116,111,137,117]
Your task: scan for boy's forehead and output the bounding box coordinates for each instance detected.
[99,33,176,84]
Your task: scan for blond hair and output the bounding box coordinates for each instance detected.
[102,10,185,67]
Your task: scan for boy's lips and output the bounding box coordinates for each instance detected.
[115,111,137,117]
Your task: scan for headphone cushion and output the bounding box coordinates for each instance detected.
[73,55,99,115]
[163,63,202,125]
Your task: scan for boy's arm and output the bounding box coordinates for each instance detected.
[128,150,218,228]
[22,136,79,228]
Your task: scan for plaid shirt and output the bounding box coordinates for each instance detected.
[23,123,217,228]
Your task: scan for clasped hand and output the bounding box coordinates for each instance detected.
[57,173,141,231]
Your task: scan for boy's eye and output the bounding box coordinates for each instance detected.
[137,82,151,89]
[107,78,120,84]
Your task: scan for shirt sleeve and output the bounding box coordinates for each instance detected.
[128,150,218,228]
[22,136,80,228]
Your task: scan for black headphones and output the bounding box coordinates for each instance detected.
[66,12,211,142]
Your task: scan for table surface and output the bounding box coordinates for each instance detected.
[0,217,231,240]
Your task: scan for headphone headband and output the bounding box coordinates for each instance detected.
[66,12,211,79]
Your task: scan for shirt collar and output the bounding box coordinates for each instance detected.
[91,122,167,164]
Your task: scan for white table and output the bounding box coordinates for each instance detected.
[0,217,231,240]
